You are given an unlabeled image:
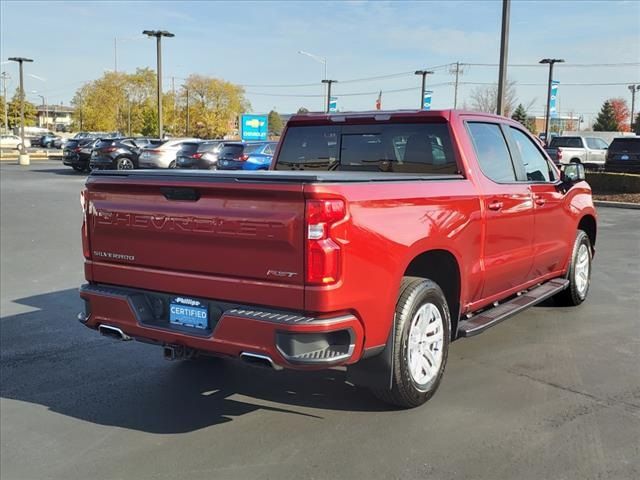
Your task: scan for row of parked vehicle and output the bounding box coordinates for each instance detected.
[62,133,278,173]
[544,135,640,174]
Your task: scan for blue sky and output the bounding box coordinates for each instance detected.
[1,0,639,124]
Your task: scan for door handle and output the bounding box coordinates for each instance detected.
[488,200,503,211]
[535,197,546,206]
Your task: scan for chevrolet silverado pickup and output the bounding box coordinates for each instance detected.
[544,135,609,169]
[78,110,597,408]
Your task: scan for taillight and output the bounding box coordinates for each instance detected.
[104,146,117,153]
[74,147,82,153]
[80,189,91,259]
[238,154,249,161]
[556,147,563,161]
[306,199,346,285]
[147,149,162,154]
[192,153,203,159]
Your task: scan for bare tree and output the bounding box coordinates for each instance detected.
[469,80,517,116]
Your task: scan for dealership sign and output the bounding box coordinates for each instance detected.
[241,114,268,141]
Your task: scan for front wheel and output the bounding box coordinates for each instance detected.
[554,230,592,306]
[371,276,450,408]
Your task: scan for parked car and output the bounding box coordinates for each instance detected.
[544,136,609,169]
[53,136,66,149]
[89,138,148,170]
[62,138,99,172]
[0,134,31,150]
[176,140,225,169]
[78,109,597,408]
[216,141,278,170]
[605,137,640,173]
[39,133,62,149]
[138,138,198,168]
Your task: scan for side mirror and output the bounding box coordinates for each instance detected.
[561,163,586,184]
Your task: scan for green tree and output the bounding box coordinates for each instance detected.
[593,101,619,131]
[268,110,283,136]
[511,103,527,124]
[633,112,640,135]
[7,89,37,128]
[297,107,309,114]
[179,74,250,138]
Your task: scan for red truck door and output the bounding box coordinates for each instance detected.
[506,126,569,277]
[466,121,535,299]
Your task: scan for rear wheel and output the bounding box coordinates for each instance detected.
[168,161,176,168]
[554,230,592,306]
[116,157,135,170]
[371,276,450,408]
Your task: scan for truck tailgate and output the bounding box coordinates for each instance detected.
[86,174,306,307]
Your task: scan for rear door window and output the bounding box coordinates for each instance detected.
[509,127,554,182]
[467,122,516,183]
[219,144,245,158]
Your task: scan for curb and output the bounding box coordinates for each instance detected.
[594,200,640,210]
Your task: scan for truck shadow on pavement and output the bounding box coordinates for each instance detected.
[1,289,389,435]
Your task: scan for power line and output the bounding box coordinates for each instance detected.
[246,82,453,98]
[459,81,639,86]
[462,62,640,68]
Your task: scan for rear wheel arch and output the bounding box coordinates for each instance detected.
[404,249,461,339]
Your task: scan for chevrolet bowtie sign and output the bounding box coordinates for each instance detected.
[241,114,269,141]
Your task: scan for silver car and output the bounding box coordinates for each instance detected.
[138,138,198,168]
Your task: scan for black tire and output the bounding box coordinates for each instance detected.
[371,276,451,408]
[116,156,135,170]
[554,230,592,306]
[71,165,84,172]
[168,161,176,169]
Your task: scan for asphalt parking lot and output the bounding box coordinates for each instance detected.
[1,160,639,480]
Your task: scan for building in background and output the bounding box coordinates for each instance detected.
[36,104,74,132]
[531,115,580,134]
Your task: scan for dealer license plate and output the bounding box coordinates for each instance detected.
[169,297,208,329]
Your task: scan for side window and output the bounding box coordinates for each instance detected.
[586,138,600,149]
[467,122,516,183]
[263,144,273,155]
[596,138,609,150]
[509,127,552,182]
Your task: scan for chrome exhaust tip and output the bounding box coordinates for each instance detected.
[240,352,283,371]
[98,324,131,341]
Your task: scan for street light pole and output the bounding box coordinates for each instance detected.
[36,94,46,128]
[414,70,434,109]
[143,30,174,139]
[628,84,639,131]
[321,80,337,113]
[539,58,564,144]
[496,0,511,116]
[1,71,9,133]
[298,50,328,110]
[184,86,190,136]
[8,56,33,165]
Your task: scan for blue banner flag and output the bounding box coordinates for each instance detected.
[423,91,433,110]
[549,81,560,118]
[329,96,338,113]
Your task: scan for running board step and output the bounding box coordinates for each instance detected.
[458,278,569,337]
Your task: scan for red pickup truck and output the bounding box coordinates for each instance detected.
[78,110,597,408]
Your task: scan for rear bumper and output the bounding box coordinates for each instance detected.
[78,283,364,368]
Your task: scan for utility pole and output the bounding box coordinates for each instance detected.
[1,71,10,133]
[8,56,33,165]
[496,0,511,116]
[298,51,328,110]
[114,37,117,72]
[628,84,639,131]
[449,62,464,109]
[321,80,337,113]
[143,30,174,139]
[414,70,434,109]
[539,58,564,144]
